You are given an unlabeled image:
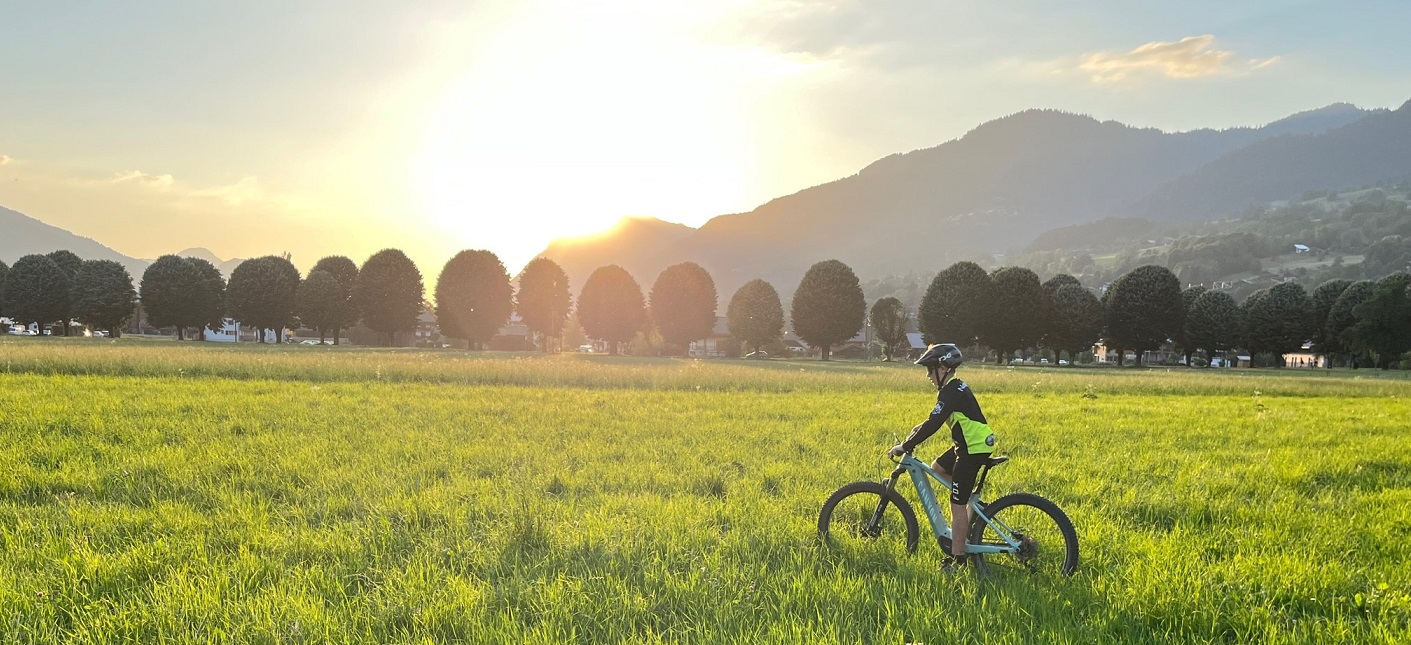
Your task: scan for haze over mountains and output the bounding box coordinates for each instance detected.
[538,100,1408,300]
[4,100,1410,302]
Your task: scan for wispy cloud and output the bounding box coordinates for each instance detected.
[110,170,175,190]
[1078,35,1279,84]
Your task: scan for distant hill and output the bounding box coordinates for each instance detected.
[0,205,148,278]
[1134,100,1411,221]
[537,102,1387,300]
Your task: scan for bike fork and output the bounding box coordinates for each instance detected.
[866,474,902,532]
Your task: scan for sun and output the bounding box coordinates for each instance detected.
[409,1,762,270]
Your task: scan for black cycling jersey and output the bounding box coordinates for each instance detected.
[900,375,996,455]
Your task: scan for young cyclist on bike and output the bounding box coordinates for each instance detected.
[888,343,996,571]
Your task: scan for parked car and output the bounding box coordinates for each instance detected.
[299,339,321,345]
[578,344,595,353]
[745,350,769,359]
[1040,358,1050,365]
[1058,359,1069,366]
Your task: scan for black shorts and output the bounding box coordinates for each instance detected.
[934,445,988,505]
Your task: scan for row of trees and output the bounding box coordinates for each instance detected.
[6,246,1408,367]
[0,252,138,337]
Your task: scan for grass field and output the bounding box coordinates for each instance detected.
[1,338,1409,643]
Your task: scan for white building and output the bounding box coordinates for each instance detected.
[207,319,241,343]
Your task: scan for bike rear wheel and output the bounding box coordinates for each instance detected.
[818,481,919,555]
[969,492,1078,576]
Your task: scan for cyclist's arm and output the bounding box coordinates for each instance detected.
[900,402,949,452]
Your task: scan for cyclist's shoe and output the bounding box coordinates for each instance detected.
[940,555,969,574]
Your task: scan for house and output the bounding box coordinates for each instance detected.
[688,316,732,358]
[490,313,534,350]
[903,332,928,359]
[208,319,240,343]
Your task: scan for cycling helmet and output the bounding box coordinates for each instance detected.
[915,343,963,370]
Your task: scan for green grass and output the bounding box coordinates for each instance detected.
[1,338,1409,643]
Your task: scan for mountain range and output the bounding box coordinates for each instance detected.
[0,205,244,279]
[536,100,1409,301]
[4,100,1409,301]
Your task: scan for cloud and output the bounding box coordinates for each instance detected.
[0,154,12,165]
[1078,35,1279,84]
[110,170,176,190]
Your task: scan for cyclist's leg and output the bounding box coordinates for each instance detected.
[948,448,985,558]
[931,447,957,488]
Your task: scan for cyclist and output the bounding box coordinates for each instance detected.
[888,343,996,571]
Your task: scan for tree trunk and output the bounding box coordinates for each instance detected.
[1183,349,1193,366]
[1116,350,1125,366]
[820,345,831,361]
[177,327,185,341]
[609,340,619,355]
[333,326,341,346]
[319,329,326,343]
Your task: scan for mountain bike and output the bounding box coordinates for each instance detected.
[818,449,1078,576]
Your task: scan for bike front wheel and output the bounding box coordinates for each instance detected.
[969,492,1079,576]
[818,481,919,555]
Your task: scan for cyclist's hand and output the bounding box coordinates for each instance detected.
[887,444,908,458]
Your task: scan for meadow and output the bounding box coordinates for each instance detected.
[0,338,1408,643]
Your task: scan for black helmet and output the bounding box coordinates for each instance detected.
[916,343,963,370]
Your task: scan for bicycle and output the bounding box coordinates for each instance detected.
[818,448,1079,576]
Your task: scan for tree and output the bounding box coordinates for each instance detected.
[726,279,784,356]
[72,260,137,337]
[1185,290,1241,365]
[1175,285,1208,365]
[790,259,865,361]
[297,270,344,343]
[436,250,514,350]
[516,257,572,352]
[981,267,1045,363]
[0,260,8,320]
[45,250,83,335]
[186,257,227,340]
[140,255,202,340]
[919,261,993,348]
[577,264,646,355]
[1241,282,1314,367]
[1309,279,1352,362]
[1348,273,1411,369]
[1047,284,1104,364]
[354,249,424,346]
[310,255,359,345]
[228,255,301,343]
[0,255,71,333]
[1104,265,1182,366]
[649,262,718,355]
[869,297,909,361]
[1326,281,1377,368]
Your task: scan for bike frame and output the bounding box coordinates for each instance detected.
[883,453,1023,556]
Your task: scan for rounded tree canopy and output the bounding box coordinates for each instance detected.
[649,261,718,349]
[228,255,301,332]
[1105,264,1183,353]
[140,255,202,331]
[726,278,783,351]
[790,259,865,356]
[435,249,514,346]
[1,254,71,327]
[578,264,646,351]
[355,249,425,336]
[73,259,138,333]
[919,261,993,346]
[516,257,573,342]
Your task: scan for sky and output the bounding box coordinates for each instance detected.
[2,0,1410,278]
